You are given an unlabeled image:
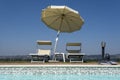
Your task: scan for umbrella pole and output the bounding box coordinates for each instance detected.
[53,30,60,59]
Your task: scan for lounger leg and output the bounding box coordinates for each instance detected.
[70,58,71,63]
[55,57,56,61]
[82,56,84,63]
[63,54,65,62]
[31,59,32,63]
[81,58,83,63]
[43,60,45,63]
[31,57,33,63]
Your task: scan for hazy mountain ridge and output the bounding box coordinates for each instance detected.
[0,54,119,61]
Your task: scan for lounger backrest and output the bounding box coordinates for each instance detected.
[67,50,80,53]
[66,43,81,53]
[66,43,81,46]
[38,49,51,55]
[37,41,52,45]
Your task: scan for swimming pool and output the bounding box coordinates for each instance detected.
[0,65,120,80]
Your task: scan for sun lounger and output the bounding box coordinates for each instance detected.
[29,40,52,63]
[99,61,118,65]
[66,43,85,62]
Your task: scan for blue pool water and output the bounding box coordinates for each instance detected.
[0,65,120,80]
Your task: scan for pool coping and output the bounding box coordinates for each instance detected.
[0,65,120,67]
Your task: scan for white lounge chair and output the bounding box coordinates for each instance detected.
[29,40,52,63]
[66,43,85,62]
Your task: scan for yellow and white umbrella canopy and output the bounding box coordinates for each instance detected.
[41,5,84,54]
[42,5,84,33]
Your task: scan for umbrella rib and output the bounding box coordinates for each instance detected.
[58,7,66,31]
[42,8,66,19]
[47,16,61,26]
[67,14,81,20]
[42,10,61,18]
[64,16,83,31]
[64,18,72,32]
[42,15,60,19]
[66,15,84,25]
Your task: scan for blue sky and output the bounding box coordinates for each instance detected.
[0,0,120,56]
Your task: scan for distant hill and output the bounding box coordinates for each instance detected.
[0,55,31,61]
[84,54,120,61]
[0,54,120,61]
